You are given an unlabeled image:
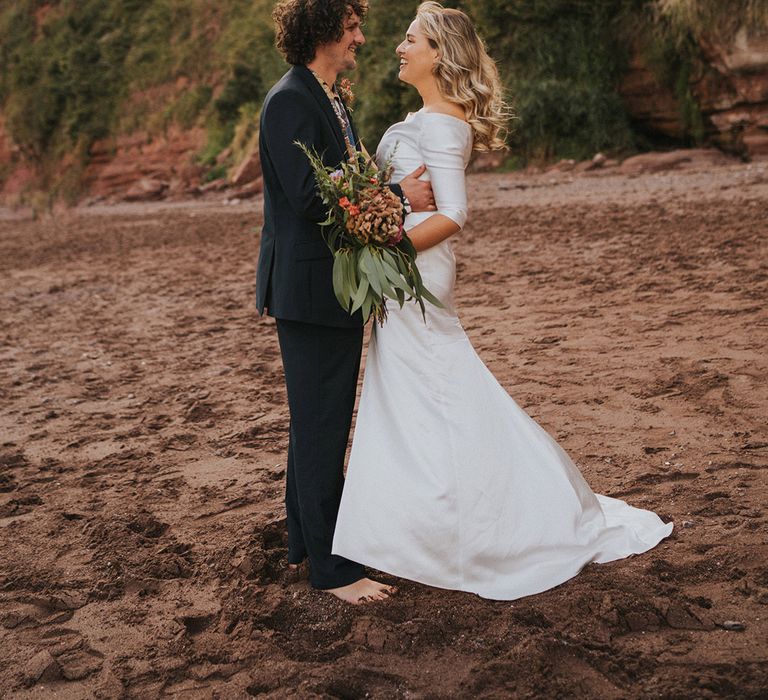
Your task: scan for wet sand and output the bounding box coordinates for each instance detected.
[1,163,767,698]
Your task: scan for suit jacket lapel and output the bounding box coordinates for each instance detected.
[292,66,347,158]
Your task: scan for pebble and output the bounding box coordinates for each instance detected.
[720,620,746,631]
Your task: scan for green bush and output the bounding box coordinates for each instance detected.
[0,0,763,192]
[353,0,638,161]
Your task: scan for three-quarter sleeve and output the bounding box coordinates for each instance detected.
[418,117,472,229]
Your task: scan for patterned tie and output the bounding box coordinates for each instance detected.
[333,97,357,152]
[310,70,357,160]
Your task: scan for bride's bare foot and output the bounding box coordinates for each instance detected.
[327,577,397,604]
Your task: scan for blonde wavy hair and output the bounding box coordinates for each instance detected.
[416,1,509,151]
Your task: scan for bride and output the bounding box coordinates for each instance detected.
[332,2,673,601]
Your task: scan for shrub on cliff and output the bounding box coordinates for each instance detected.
[0,0,764,197]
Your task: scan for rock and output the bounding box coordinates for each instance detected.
[216,147,233,166]
[84,126,207,201]
[619,55,686,137]
[743,127,768,157]
[232,177,263,200]
[719,620,746,631]
[24,650,61,686]
[619,148,733,175]
[123,178,168,202]
[230,142,262,186]
[548,158,576,172]
[620,151,691,174]
[166,177,187,198]
[620,26,768,159]
[575,152,610,174]
[468,150,507,173]
[200,178,229,193]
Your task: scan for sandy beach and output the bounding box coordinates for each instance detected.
[1,161,767,698]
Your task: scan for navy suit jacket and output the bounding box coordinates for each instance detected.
[256,65,403,328]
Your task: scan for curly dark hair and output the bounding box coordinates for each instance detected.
[273,0,369,66]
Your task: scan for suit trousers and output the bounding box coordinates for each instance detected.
[275,318,366,589]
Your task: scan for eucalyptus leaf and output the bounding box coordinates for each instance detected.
[420,285,444,309]
[381,255,415,296]
[371,253,396,299]
[350,276,370,313]
[332,253,346,309]
[361,293,373,324]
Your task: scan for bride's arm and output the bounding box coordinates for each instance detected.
[406,214,461,253]
[404,119,470,253]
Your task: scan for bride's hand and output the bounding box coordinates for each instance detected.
[400,165,436,212]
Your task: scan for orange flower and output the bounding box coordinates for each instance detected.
[339,196,351,209]
[348,205,360,216]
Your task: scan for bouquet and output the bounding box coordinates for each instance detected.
[297,143,443,325]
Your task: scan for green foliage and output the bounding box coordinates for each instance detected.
[203,164,227,183]
[0,0,277,168]
[297,141,443,325]
[230,103,260,166]
[464,0,639,161]
[196,121,234,168]
[354,2,423,146]
[0,0,763,190]
[654,0,768,43]
[215,63,263,125]
[632,3,707,145]
[166,85,213,129]
[0,0,137,160]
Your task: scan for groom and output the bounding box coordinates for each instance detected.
[256,0,435,604]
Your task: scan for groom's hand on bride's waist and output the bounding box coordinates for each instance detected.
[400,165,436,212]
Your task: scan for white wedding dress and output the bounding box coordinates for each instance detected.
[331,109,673,600]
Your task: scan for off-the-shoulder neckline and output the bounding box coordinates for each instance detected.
[406,108,471,127]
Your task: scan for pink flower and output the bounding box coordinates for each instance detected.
[387,225,403,246]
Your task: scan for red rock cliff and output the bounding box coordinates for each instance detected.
[621,26,768,158]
